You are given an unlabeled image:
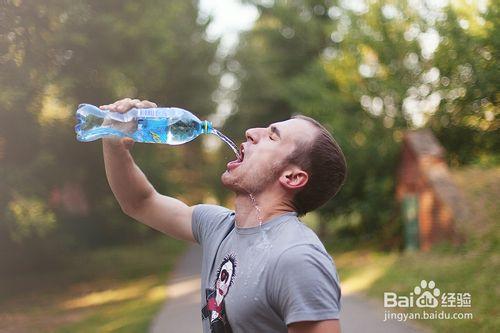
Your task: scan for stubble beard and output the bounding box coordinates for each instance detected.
[221,159,287,195]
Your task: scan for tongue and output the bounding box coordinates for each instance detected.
[227,153,243,169]
[227,160,240,170]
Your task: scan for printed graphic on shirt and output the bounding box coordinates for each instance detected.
[202,254,237,333]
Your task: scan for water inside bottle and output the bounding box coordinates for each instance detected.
[211,129,241,159]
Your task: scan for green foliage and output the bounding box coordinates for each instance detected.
[0,0,219,265]
[53,237,183,332]
[430,1,500,165]
[0,237,186,332]
[1,0,498,271]
[223,0,499,244]
[6,194,56,242]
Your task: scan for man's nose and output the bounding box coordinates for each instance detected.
[245,127,265,143]
[245,128,257,143]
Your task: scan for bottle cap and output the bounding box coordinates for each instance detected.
[202,120,213,134]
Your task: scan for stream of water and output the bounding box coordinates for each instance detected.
[211,129,269,247]
[211,128,241,160]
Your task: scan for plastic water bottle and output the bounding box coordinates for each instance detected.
[75,103,213,145]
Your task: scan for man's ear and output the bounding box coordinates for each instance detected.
[279,167,309,190]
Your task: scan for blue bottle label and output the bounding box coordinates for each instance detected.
[137,119,145,130]
[136,118,169,143]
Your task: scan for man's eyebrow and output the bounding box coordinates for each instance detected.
[270,125,281,138]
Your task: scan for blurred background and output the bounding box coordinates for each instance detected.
[0,0,498,332]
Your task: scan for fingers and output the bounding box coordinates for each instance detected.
[121,137,135,150]
[99,98,158,113]
[99,98,131,112]
[136,100,158,108]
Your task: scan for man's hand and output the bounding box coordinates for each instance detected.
[102,97,195,242]
[288,320,340,333]
[100,98,158,150]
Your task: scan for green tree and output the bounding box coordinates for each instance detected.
[430,1,499,165]
[0,0,219,270]
[224,0,498,246]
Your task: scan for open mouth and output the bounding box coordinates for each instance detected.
[227,144,245,171]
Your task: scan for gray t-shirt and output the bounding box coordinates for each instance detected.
[192,204,341,333]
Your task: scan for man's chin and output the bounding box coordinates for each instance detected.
[220,171,234,188]
[221,170,243,192]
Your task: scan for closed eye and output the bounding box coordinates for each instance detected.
[269,125,281,141]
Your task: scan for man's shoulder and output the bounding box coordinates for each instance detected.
[275,242,333,268]
[193,204,234,221]
[271,218,333,267]
[274,216,327,252]
[191,204,234,245]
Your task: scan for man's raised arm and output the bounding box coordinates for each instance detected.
[101,98,195,242]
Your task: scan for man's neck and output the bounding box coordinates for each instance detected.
[234,191,295,228]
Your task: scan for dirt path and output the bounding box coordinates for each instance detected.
[341,293,429,333]
[149,245,202,333]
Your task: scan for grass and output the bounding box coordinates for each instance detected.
[0,236,186,333]
[330,166,500,332]
[56,279,167,333]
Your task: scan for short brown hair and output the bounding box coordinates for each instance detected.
[288,115,347,216]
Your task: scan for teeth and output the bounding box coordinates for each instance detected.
[239,145,245,162]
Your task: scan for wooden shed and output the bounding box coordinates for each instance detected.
[396,129,466,251]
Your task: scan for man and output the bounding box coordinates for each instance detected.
[101,98,347,333]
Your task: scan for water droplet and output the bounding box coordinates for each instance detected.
[249,193,263,227]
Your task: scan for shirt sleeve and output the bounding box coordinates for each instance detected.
[269,244,341,325]
[191,204,234,245]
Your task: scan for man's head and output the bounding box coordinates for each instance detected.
[221,115,346,215]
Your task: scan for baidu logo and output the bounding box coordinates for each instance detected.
[384,280,440,308]
[414,280,440,307]
[384,280,471,309]
[383,280,473,322]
